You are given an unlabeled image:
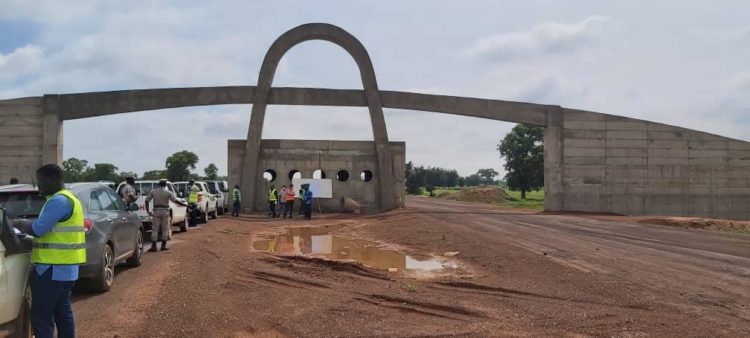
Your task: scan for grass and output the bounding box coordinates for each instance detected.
[504,189,545,210]
[403,283,419,293]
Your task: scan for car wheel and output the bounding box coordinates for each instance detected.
[126,230,143,267]
[90,244,115,292]
[179,215,188,232]
[210,204,218,219]
[11,287,31,338]
[217,203,225,215]
[200,209,209,224]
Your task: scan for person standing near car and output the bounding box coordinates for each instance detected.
[187,179,200,225]
[232,184,242,217]
[120,176,137,209]
[145,179,187,252]
[268,185,278,218]
[12,164,86,338]
[279,185,287,219]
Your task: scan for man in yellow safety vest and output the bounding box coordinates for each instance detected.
[13,164,86,338]
[268,185,278,218]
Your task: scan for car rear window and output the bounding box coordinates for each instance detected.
[0,191,46,219]
[206,182,218,194]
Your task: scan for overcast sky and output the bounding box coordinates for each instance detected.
[1,1,749,177]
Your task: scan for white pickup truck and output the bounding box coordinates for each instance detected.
[0,208,32,338]
[116,181,189,238]
[173,181,218,224]
[205,181,229,215]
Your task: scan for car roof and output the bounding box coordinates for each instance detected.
[0,182,110,193]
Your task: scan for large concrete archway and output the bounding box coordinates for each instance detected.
[1,23,749,219]
[241,23,395,212]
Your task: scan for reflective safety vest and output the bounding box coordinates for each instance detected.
[31,190,87,265]
[269,188,277,202]
[232,188,241,202]
[188,185,199,204]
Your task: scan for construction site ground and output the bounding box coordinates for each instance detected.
[73,196,750,337]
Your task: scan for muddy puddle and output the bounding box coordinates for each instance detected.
[252,225,457,273]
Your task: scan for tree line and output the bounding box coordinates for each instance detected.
[405,162,502,194]
[406,123,545,199]
[62,150,223,183]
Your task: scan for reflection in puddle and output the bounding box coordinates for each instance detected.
[253,226,456,272]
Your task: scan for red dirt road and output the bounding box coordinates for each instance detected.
[72,196,750,337]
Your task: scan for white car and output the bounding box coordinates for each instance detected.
[0,208,32,338]
[116,180,189,237]
[173,181,218,224]
[205,181,228,215]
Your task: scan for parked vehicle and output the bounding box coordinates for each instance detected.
[0,183,144,293]
[173,181,218,223]
[0,208,32,338]
[205,181,228,215]
[116,180,189,236]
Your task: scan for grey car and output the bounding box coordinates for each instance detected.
[0,183,144,292]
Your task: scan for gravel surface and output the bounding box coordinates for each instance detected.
[72,196,750,337]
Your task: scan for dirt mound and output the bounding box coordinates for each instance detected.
[437,186,510,204]
[638,217,750,233]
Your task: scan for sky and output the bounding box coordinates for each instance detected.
[1,0,749,177]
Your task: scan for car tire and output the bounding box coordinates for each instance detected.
[90,244,115,292]
[179,215,188,232]
[10,287,31,338]
[200,209,209,224]
[126,229,143,267]
[210,204,218,219]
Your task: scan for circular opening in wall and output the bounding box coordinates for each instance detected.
[263,169,276,182]
[360,170,373,182]
[336,170,349,182]
[313,169,326,179]
[289,170,301,181]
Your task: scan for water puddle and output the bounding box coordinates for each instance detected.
[252,225,456,272]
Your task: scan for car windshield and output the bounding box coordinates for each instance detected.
[0,191,46,219]
[206,182,218,194]
[218,181,227,192]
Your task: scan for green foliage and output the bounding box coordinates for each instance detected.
[404,283,418,292]
[204,163,219,180]
[498,124,544,199]
[88,163,119,182]
[405,161,464,194]
[165,150,199,182]
[62,158,89,183]
[142,170,167,180]
[505,189,545,210]
[425,185,435,197]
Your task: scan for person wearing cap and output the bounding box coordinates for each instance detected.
[145,179,187,252]
[120,176,137,209]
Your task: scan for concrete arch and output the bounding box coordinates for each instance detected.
[240,23,396,211]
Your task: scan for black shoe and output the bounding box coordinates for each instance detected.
[161,241,169,251]
[148,242,158,252]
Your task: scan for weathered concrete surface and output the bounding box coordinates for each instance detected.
[228,139,405,213]
[0,97,46,184]
[558,109,750,219]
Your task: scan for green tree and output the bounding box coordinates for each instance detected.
[476,168,500,185]
[498,124,544,199]
[204,163,219,180]
[62,158,89,183]
[85,163,119,182]
[165,150,199,182]
[142,170,167,180]
[465,174,481,186]
[405,165,425,194]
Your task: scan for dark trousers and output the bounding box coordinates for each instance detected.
[31,268,76,338]
[304,203,312,219]
[298,200,304,215]
[269,201,277,218]
[284,200,294,219]
[232,201,240,217]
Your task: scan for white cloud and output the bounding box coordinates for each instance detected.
[0,45,44,82]
[463,15,609,60]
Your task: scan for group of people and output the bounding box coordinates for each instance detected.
[267,183,314,220]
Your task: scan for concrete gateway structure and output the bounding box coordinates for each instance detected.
[1,23,749,218]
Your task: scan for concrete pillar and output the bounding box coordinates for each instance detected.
[544,107,564,211]
[42,96,63,165]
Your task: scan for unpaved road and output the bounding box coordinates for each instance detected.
[73,196,750,337]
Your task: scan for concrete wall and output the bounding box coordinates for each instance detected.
[0,97,58,184]
[228,139,405,214]
[557,109,750,219]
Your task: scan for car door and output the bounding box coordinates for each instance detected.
[90,189,123,255]
[167,183,186,223]
[104,190,136,259]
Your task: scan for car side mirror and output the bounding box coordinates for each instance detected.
[128,204,139,212]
